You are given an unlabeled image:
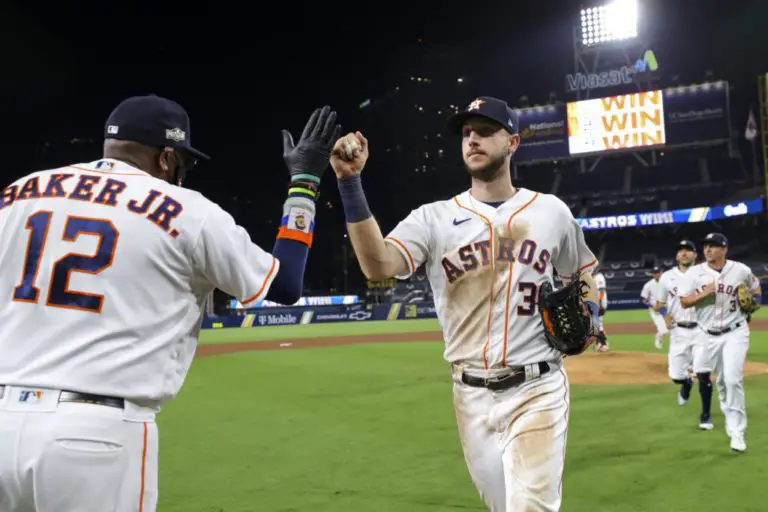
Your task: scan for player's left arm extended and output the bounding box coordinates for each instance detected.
[193,106,340,307]
[265,106,342,304]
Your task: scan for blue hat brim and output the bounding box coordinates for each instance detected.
[446,111,514,136]
[186,146,211,161]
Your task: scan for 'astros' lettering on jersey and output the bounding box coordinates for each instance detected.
[0,159,279,408]
[678,260,761,331]
[657,267,696,324]
[383,188,597,370]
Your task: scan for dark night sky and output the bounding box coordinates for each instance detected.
[3,0,765,178]
[1,0,766,292]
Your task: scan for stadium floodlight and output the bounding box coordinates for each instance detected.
[580,0,638,46]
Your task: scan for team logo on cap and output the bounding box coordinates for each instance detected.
[468,99,486,111]
[165,127,186,142]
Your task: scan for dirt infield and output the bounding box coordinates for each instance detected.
[196,319,768,385]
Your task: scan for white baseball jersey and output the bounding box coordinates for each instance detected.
[384,188,597,370]
[594,272,607,309]
[657,267,696,323]
[640,278,662,308]
[678,260,761,331]
[0,159,279,408]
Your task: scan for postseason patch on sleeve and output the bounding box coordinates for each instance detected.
[286,206,314,233]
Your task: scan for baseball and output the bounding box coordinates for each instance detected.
[342,139,361,160]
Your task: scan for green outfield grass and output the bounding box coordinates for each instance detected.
[159,308,768,511]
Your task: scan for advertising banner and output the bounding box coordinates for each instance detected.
[230,295,359,310]
[663,83,729,146]
[577,197,764,231]
[515,105,570,164]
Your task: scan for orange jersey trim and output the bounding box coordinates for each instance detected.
[453,195,495,369]
[501,192,540,368]
[240,257,279,305]
[139,422,148,512]
[385,236,415,273]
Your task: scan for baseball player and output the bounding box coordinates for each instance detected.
[0,95,340,511]
[654,239,715,429]
[593,267,609,352]
[330,96,599,511]
[640,266,669,349]
[679,232,762,452]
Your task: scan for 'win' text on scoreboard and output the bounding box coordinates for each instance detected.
[567,90,666,155]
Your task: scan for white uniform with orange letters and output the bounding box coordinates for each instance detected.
[656,267,709,380]
[593,272,607,331]
[384,188,597,512]
[641,278,668,345]
[678,261,761,439]
[0,159,279,511]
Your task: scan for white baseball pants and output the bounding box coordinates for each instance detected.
[0,385,158,512]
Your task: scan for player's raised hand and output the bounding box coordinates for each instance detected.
[282,105,342,181]
[331,131,369,179]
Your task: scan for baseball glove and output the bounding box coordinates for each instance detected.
[737,284,759,314]
[538,272,598,356]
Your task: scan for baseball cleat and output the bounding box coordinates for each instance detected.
[654,339,662,350]
[698,414,714,430]
[730,434,746,453]
[677,392,687,406]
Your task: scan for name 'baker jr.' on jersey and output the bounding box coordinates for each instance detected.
[0,95,341,512]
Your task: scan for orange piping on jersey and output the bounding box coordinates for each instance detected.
[559,258,598,284]
[69,165,148,177]
[453,195,495,369]
[240,257,278,305]
[578,258,598,273]
[139,422,148,512]
[501,192,539,368]
[599,290,605,301]
[385,236,415,273]
[556,368,569,499]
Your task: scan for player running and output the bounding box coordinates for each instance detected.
[654,239,715,429]
[641,266,669,349]
[330,96,599,511]
[679,232,762,452]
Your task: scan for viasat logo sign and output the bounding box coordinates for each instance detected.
[566,49,659,92]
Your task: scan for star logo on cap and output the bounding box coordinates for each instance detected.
[165,127,186,143]
[468,99,486,111]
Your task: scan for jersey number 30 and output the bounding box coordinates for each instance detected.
[12,211,118,313]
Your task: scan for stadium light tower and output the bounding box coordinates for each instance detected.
[580,0,638,47]
[571,0,656,101]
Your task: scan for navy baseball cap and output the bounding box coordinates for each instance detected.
[677,239,697,252]
[652,265,662,273]
[104,95,210,161]
[702,232,728,247]
[447,96,519,135]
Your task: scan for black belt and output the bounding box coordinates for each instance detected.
[461,362,550,391]
[706,321,744,336]
[676,322,698,329]
[0,386,124,409]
